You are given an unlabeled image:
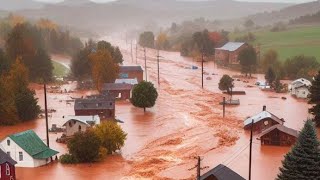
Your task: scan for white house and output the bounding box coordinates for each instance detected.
[0,130,59,167]
[62,115,100,137]
[289,78,312,98]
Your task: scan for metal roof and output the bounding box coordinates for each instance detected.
[258,124,299,138]
[102,83,133,91]
[200,164,245,180]
[74,98,115,110]
[215,42,246,52]
[0,149,17,165]
[115,78,138,85]
[120,66,143,72]
[62,115,101,126]
[8,130,58,159]
[291,78,312,88]
[244,111,284,127]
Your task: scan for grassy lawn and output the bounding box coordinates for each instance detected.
[52,61,69,78]
[230,25,320,62]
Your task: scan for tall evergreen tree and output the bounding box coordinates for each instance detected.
[309,71,320,127]
[277,120,320,180]
[265,67,276,86]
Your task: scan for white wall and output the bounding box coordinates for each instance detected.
[65,120,88,137]
[290,86,309,99]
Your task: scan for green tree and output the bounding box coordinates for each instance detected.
[0,77,18,125]
[94,121,127,154]
[244,19,255,29]
[238,45,257,77]
[71,46,92,80]
[309,71,320,127]
[26,48,53,82]
[0,48,10,75]
[192,29,215,57]
[131,81,158,112]
[67,130,101,163]
[139,31,155,48]
[277,120,320,180]
[218,75,234,94]
[97,41,123,64]
[265,67,276,86]
[274,78,284,93]
[284,55,319,80]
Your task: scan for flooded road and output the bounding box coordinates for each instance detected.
[0,36,310,180]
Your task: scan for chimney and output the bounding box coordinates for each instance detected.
[263,105,266,111]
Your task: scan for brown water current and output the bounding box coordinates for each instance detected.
[0,37,311,180]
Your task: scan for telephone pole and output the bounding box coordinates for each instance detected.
[144,47,147,81]
[249,120,254,180]
[131,40,134,63]
[136,43,138,64]
[157,49,160,85]
[44,84,49,148]
[201,52,204,89]
[223,97,226,118]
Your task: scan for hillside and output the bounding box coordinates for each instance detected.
[14,0,291,34]
[246,0,320,25]
[0,0,44,11]
[290,11,320,25]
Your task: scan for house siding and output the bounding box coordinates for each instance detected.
[215,44,248,65]
[119,71,143,83]
[64,120,89,137]
[75,109,115,120]
[0,162,16,180]
[260,129,297,146]
[244,118,282,133]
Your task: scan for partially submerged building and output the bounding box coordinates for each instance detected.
[0,130,59,167]
[62,115,100,137]
[289,78,311,99]
[115,78,138,85]
[244,106,284,133]
[0,148,17,180]
[200,164,245,180]
[119,66,143,82]
[101,83,133,100]
[215,42,248,65]
[257,124,299,146]
[74,98,115,120]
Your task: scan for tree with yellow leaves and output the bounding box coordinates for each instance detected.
[156,32,170,50]
[89,49,119,92]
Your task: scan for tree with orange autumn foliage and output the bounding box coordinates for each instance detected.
[89,49,119,92]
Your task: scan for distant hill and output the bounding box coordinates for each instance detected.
[0,0,44,11]
[246,0,320,25]
[289,11,320,25]
[14,0,291,34]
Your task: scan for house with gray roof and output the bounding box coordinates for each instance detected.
[101,83,133,100]
[257,124,299,146]
[215,42,248,65]
[74,98,115,120]
[0,130,58,167]
[119,66,143,82]
[289,78,312,99]
[62,115,101,137]
[200,164,245,180]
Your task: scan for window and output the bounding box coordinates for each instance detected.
[19,152,23,161]
[69,121,72,127]
[7,139,10,146]
[6,163,10,176]
[78,125,82,132]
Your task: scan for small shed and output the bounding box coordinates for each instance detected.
[62,115,100,137]
[74,98,115,120]
[119,66,143,82]
[215,42,248,65]
[200,164,245,180]
[244,106,284,133]
[101,83,133,100]
[257,124,299,146]
[0,149,17,180]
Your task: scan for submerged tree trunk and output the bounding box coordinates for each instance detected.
[144,107,146,112]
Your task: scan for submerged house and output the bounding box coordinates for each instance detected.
[0,148,17,180]
[62,115,100,137]
[257,124,299,146]
[74,97,115,120]
[244,106,284,133]
[0,130,59,167]
[101,83,133,100]
[200,164,245,180]
[119,66,143,82]
[115,78,138,86]
[289,78,311,99]
[215,42,248,65]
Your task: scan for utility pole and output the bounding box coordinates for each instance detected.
[188,156,209,180]
[157,49,160,85]
[144,47,147,81]
[223,97,226,118]
[44,84,49,148]
[201,52,204,89]
[249,120,254,180]
[131,40,134,63]
[136,43,138,64]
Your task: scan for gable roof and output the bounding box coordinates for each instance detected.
[215,42,246,52]
[102,83,133,91]
[244,111,284,127]
[291,78,311,88]
[258,124,299,138]
[62,115,100,126]
[8,130,58,159]
[120,66,143,72]
[0,149,16,165]
[115,78,138,85]
[74,98,115,110]
[200,164,245,180]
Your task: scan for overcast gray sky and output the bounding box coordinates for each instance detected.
[34,0,318,4]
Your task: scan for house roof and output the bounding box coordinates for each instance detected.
[102,83,133,91]
[215,42,246,52]
[8,130,58,159]
[244,111,284,127]
[115,78,138,85]
[62,115,100,126]
[200,164,245,180]
[120,66,143,72]
[0,149,17,165]
[258,124,299,138]
[291,78,311,88]
[74,98,115,110]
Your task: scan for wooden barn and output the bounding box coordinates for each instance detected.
[119,66,143,82]
[257,124,299,146]
[74,97,115,120]
[244,106,284,133]
[215,42,248,65]
[101,83,133,100]
[0,148,17,180]
[200,164,245,180]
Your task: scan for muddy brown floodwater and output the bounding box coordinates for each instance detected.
[0,36,311,180]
